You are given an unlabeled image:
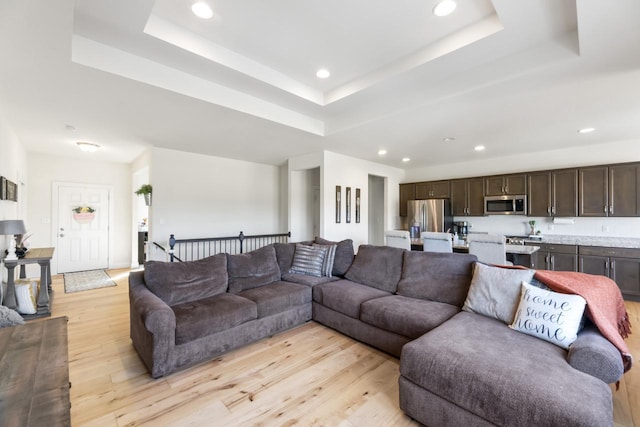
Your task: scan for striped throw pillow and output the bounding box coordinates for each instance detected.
[289,244,327,277]
[313,243,336,277]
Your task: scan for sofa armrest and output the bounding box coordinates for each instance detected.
[129,270,176,377]
[568,323,624,384]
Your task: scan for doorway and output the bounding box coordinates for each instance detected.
[53,183,111,273]
[368,175,385,245]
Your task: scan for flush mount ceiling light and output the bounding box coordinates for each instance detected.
[192,2,213,19]
[578,127,595,134]
[433,0,457,17]
[76,141,100,152]
[378,149,387,156]
[402,157,411,162]
[474,145,485,151]
[316,69,331,79]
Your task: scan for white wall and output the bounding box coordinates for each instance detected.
[0,109,27,286]
[321,151,404,250]
[26,153,132,273]
[148,147,283,253]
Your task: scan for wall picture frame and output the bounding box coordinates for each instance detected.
[6,179,17,202]
[346,187,352,223]
[0,176,6,200]
[355,188,361,223]
[335,186,341,223]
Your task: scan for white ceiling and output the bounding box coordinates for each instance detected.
[0,0,639,168]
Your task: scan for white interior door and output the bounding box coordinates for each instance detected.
[57,184,110,273]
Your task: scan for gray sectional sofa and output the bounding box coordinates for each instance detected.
[129,239,627,426]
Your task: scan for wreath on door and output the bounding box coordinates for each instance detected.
[72,206,96,223]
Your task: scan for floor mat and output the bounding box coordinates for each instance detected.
[64,269,117,293]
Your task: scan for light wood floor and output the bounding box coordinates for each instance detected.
[37,268,638,426]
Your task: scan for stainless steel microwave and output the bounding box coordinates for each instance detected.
[484,195,527,215]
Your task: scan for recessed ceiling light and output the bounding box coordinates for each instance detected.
[474,145,485,151]
[443,137,456,142]
[192,2,213,19]
[433,0,457,17]
[402,157,411,162]
[578,127,595,134]
[316,69,331,79]
[378,149,387,156]
[76,141,100,152]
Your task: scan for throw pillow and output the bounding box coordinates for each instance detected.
[0,305,25,328]
[313,243,337,277]
[289,244,327,277]
[510,281,587,349]
[15,280,38,315]
[461,263,535,324]
[315,237,355,276]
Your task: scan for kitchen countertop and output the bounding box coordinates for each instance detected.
[523,235,640,249]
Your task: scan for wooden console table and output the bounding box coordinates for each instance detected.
[0,316,71,426]
[2,248,55,318]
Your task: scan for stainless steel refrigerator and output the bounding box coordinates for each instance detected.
[407,199,452,238]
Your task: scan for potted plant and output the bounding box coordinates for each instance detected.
[135,184,152,206]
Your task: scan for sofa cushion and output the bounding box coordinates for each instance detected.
[461,263,535,324]
[172,293,257,345]
[400,311,613,427]
[510,281,586,349]
[313,243,337,277]
[289,243,327,277]
[344,245,405,293]
[281,272,339,287]
[315,237,355,277]
[237,281,311,318]
[144,253,228,306]
[273,242,296,276]
[313,280,390,319]
[227,245,281,293]
[397,251,477,307]
[361,295,459,339]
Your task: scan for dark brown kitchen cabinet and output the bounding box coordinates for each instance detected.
[609,163,640,216]
[579,246,640,301]
[451,178,484,216]
[399,183,416,216]
[579,166,608,216]
[533,243,578,271]
[415,180,450,199]
[485,174,527,196]
[528,169,578,217]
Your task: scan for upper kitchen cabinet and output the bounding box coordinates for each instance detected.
[579,166,608,216]
[399,183,416,216]
[451,178,484,216]
[609,163,640,217]
[484,174,527,196]
[415,180,450,199]
[579,163,640,217]
[528,169,578,217]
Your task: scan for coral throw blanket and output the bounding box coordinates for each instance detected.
[534,270,633,372]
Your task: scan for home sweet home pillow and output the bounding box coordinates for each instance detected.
[510,281,587,349]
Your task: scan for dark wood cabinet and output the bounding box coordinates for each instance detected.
[451,178,484,216]
[399,183,416,216]
[530,169,578,217]
[533,243,578,271]
[609,163,640,216]
[579,166,608,216]
[485,174,526,196]
[579,246,640,300]
[527,171,551,216]
[415,180,450,199]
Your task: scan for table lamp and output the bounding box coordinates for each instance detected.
[0,219,27,261]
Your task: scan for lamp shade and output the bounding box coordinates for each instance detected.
[0,220,27,235]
